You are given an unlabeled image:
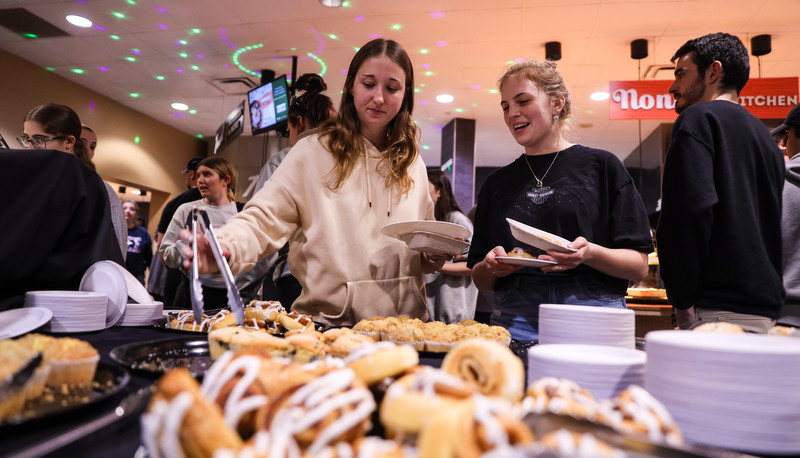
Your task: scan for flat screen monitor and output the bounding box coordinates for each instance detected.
[247,75,290,135]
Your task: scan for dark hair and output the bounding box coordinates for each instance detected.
[289,73,334,129]
[427,169,464,222]
[319,38,419,194]
[198,156,238,202]
[670,32,750,95]
[24,103,94,169]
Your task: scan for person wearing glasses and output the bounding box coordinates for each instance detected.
[252,73,336,309]
[20,104,127,260]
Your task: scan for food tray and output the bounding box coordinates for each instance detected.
[110,336,211,377]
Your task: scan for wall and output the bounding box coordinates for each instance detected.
[0,48,208,233]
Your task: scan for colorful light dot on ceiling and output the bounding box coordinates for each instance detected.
[23,33,37,38]
[472,84,480,89]
[176,69,184,73]
[190,28,201,34]
[306,52,327,76]
[437,41,447,47]
[157,24,168,29]
[196,54,203,59]
[129,93,140,97]
[454,108,464,113]
[132,49,141,55]
[354,16,364,21]
[126,0,136,4]
[134,136,140,143]
[94,25,106,31]
[414,88,420,93]
[489,89,498,94]
[99,66,108,71]
[191,65,199,70]
[291,47,297,51]
[66,15,92,28]
[431,11,445,19]
[342,1,350,5]
[110,34,120,40]
[188,109,197,114]
[420,49,429,54]
[196,134,203,139]
[178,40,188,45]
[232,43,264,77]
[155,75,165,80]
[112,12,126,19]
[392,24,401,30]
[126,56,136,62]
[179,52,188,58]
[420,83,426,87]
[425,71,433,76]
[418,100,428,104]
[329,34,337,39]
[71,68,84,74]
[45,66,55,71]
[154,6,168,13]
[422,145,430,150]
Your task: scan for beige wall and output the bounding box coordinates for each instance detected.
[0,48,208,233]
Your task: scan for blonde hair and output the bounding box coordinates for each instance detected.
[197,156,237,202]
[498,60,572,127]
[122,200,139,213]
[318,38,419,194]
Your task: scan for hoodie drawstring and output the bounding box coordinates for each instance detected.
[364,148,391,217]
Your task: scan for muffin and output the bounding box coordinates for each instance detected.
[0,340,38,420]
[38,336,99,386]
[389,324,425,351]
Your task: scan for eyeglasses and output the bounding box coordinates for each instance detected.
[16,135,65,149]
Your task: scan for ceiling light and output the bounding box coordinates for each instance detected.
[319,0,342,6]
[171,102,188,110]
[436,94,454,103]
[590,91,609,101]
[66,15,92,28]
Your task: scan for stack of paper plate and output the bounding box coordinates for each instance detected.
[118,301,164,326]
[24,291,108,333]
[645,330,800,455]
[527,344,646,400]
[538,304,635,348]
[80,261,129,327]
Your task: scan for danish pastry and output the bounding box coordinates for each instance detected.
[602,384,684,447]
[441,338,524,402]
[345,341,419,386]
[521,377,606,423]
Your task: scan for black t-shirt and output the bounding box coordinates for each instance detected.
[157,187,202,236]
[468,144,653,295]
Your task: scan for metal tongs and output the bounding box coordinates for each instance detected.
[190,208,244,325]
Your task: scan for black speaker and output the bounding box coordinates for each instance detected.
[631,39,648,60]
[260,69,276,84]
[751,34,771,57]
[545,41,561,61]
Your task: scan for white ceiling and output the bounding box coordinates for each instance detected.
[0,0,798,167]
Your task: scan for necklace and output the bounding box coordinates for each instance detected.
[523,149,561,188]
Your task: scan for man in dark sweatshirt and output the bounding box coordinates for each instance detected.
[657,32,785,333]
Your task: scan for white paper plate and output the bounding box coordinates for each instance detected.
[496,256,556,267]
[506,218,577,253]
[0,307,53,339]
[396,230,470,256]
[381,220,471,240]
[117,266,152,304]
[80,261,128,328]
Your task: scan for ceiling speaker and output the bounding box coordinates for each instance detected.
[631,39,648,60]
[260,69,276,84]
[545,42,561,61]
[751,34,771,57]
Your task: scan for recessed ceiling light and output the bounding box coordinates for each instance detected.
[590,91,609,101]
[66,15,92,28]
[171,102,189,111]
[436,94,454,103]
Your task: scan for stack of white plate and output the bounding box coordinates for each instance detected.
[538,304,635,348]
[527,344,646,400]
[645,330,800,455]
[118,301,164,326]
[24,291,108,333]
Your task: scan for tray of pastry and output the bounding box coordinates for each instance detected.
[110,336,212,377]
[1,362,130,427]
[154,301,322,335]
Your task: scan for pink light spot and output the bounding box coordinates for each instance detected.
[196,54,203,59]
[355,16,364,21]
[174,41,182,45]
[341,69,347,74]
[176,69,184,73]
[437,41,447,47]
[154,6,168,13]
[225,64,229,68]
[423,64,430,69]
[94,25,106,31]
[370,34,379,38]
[430,11,445,19]
[99,66,108,71]
[419,100,428,104]
[88,101,95,110]
[157,24,168,30]
[472,84,480,89]
[172,113,186,117]
[433,125,444,130]
[132,49,141,55]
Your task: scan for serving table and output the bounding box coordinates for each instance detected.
[627,300,674,338]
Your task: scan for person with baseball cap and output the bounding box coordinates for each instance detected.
[775,103,800,326]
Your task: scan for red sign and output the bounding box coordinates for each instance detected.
[609,77,799,120]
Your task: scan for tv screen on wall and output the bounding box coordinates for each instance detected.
[247,74,290,135]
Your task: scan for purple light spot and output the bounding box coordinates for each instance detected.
[154,6,168,13]
[419,100,428,105]
[174,41,182,45]
[171,113,186,117]
[472,84,480,89]
[88,101,95,110]
[370,34,379,38]
[224,64,229,68]
[196,54,203,59]
[74,0,87,3]
[423,64,430,69]
[132,49,141,55]
[433,125,444,130]
[437,41,447,47]
[99,66,108,71]
[158,24,168,30]
[341,69,347,74]
[354,16,364,21]
[176,69,184,73]
[430,11,445,19]
[94,24,106,31]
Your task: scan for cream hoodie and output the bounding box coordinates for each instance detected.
[216,134,439,326]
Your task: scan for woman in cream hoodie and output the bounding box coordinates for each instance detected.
[184,39,443,326]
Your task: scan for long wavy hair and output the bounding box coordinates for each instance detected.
[318,38,419,194]
[197,156,237,203]
[24,103,95,170]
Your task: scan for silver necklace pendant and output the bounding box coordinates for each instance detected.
[528,185,554,204]
[535,179,543,188]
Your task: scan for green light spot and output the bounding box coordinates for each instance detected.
[189,109,197,114]
[178,40,188,45]
[126,56,136,62]
[191,28,201,34]
[71,68,85,74]
[45,67,55,71]
[422,145,430,150]
[22,33,37,38]
[489,89,498,94]
[420,49,429,54]
[455,108,464,113]
[112,12,126,19]
[191,65,199,70]
[155,75,165,80]
[425,71,433,76]
[134,136,140,143]
[179,52,188,58]
[414,88,420,93]
[196,134,204,139]
[329,34,337,40]
[354,47,360,52]
[132,48,140,53]
[343,1,350,5]
[129,93,140,98]
[420,83,426,87]
[126,0,136,4]
[392,24,401,30]
[291,47,297,51]
[110,35,120,40]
